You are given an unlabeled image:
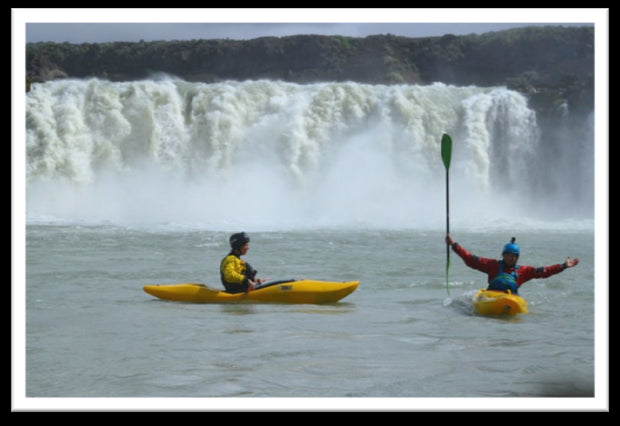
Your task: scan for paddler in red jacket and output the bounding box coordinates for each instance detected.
[445,234,579,294]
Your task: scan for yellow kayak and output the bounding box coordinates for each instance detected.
[472,289,528,316]
[143,279,359,304]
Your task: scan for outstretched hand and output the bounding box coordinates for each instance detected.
[565,257,580,268]
[445,234,454,246]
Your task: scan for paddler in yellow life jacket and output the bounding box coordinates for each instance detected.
[220,232,265,293]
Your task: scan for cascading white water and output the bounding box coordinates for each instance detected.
[25,78,593,230]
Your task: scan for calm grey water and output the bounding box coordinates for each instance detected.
[20,223,600,410]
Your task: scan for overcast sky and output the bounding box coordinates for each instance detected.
[25,22,594,44]
[15,8,602,44]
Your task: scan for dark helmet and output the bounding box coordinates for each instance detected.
[502,237,520,256]
[230,232,250,250]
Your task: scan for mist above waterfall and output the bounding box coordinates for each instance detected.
[25,78,594,231]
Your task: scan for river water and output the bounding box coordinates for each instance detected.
[18,223,602,411]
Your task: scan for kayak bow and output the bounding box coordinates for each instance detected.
[472,289,528,316]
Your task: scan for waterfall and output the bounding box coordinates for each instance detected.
[25,78,593,230]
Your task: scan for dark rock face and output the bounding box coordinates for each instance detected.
[26,26,594,122]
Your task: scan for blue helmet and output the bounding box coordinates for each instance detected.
[502,237,520,256]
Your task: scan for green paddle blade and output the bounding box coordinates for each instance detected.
[441,133,452,296]
[441,133,452,170]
